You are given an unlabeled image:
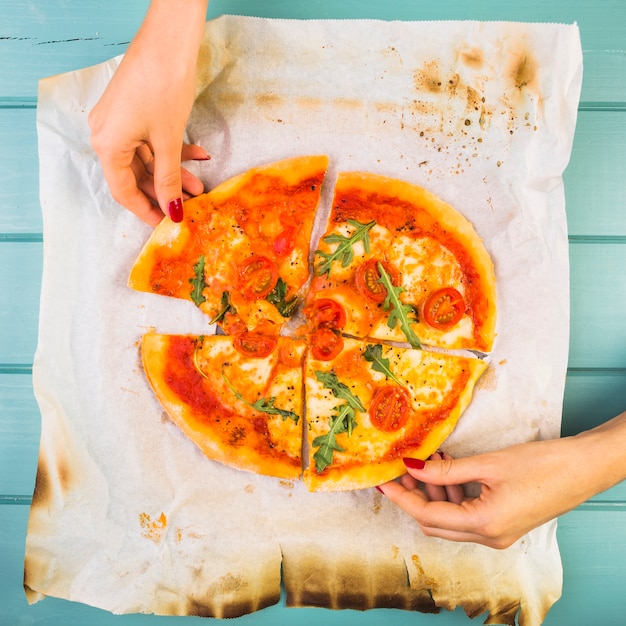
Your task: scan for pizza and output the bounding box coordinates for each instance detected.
[303,337,487,491]
[306,171,496,353]
[129,155,328,333]
[141,333,306,480]
[131,156,496,492]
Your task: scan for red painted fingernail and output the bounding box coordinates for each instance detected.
[193,156,211,161]
[403,457,426,470]
[168,198,183,222]
[375,485,384,494]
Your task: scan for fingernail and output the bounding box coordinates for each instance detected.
[403,457,426,470]
[375,485,384,494]
[168,198,183,222]
[193,156,211,161]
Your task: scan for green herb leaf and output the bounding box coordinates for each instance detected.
[210,291,234,324]
[222,366,300,424]
[363,343,406,387]
[377,262,421,349]
[192,336,210,379]
[266,278,298,317]
[314,370,365,412]
[189,255,208,306]
[314,219,376,276]
[311,369,365,473]
[312,404,357,474]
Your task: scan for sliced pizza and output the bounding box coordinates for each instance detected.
[303,337,487,492]
[129,155,329,332]
[141,333,306,480]
[306,171,497,352]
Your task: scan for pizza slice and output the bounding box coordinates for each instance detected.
[302,337,487,492]
[129,155,329,333]
[141,333,306,480]
[306,171,497,353]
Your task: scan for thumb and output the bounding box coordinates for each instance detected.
[403,454,484,487]
[153,138,184,223]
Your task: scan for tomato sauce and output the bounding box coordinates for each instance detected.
[163,337,231,420]
[162,336,299,467]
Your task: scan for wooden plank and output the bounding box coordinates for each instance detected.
[2,368,624,499]
[0,243,41,364]
[566,111,626,237]
[0,108,42,234]
[0,0,149,99]
[2,239,623,367]
[562,370,626,436]
[2,502,625,624]
[0,0,624,104]
[0,374,39,496]
[568,242,626,369]
[2,107,626,237]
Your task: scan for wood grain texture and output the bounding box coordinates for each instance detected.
[0,0,624,624]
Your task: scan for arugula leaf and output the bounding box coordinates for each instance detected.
[192,336,210,380]
[363,343,406,387]
[266,278,298,317]
[210,291,234,324]
[189,255,208,306]
[314,219,376,276]
[377,262,421,349]
[312,369,365,473]
[222,366,300,424]
[312,404,357,474]
[314,370,365,412]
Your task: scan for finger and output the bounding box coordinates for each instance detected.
[130,153,157,203]
[152,137,185,222]
[439,452,466,505]
[403,453,486,488]
[181,143,210,162]
[397,473,420,492]
[380,479,482,535]
[136,143,155,175]
[100,154,163,227]
[180,166,205,197]
[423,453,449,502]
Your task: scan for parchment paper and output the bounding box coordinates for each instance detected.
[25,16,582,625]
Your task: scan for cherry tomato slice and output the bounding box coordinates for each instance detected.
[310,327,344,361]
[237,256,278,300]
[354,259,401,302]
[369,386,410,432]
[422,287,466,330]
[310,298,347,330]
[273,227,296,257]
[233,331,278,358]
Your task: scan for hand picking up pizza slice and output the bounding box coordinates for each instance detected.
[141,333,306,480]
[303,337,487,492]
[306,171,497,353]
[129,155,329,333]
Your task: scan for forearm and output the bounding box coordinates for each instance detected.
[572,410,626,498]
[129,0,209,75]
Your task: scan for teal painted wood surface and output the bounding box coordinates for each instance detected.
[1,1,625,624]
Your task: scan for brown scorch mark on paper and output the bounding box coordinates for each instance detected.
[460,47,484,69]
[509,50,539,90]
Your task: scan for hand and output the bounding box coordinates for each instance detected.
[89,0,209,226]
[378,413,626,549]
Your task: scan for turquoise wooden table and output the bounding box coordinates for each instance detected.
[1,1,625,624]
